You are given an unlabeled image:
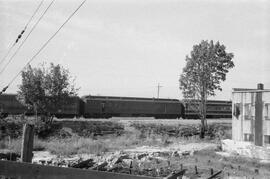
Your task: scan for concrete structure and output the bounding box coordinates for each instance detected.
[232,84,270,146]
[222,84,270,161]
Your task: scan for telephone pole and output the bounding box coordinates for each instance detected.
[157,83,162,98]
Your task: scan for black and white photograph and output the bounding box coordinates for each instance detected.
[0,0,269,178]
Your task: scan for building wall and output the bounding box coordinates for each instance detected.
[262,92,270,147]
[232,90,270,147]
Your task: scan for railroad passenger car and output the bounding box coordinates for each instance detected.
[82,95,184,119]
[0,94,81,118]
[0,94,26,117]
[183,100,232,119]
[49,96,82,118]
[1,93,232,119]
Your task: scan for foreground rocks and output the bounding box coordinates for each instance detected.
[32,142,217,177]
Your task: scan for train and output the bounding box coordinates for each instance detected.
[0,94,232,119]
[183,99,232,119]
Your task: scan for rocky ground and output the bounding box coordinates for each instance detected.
[31,141,270,179]
[32,141,218,178]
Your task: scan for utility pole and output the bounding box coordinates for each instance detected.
[157,83,162,98]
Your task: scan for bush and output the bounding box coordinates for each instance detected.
[0,116,62,139]
[205,123,231,139]
[0,117,24,139]
[55,121,125,137]
[130,123,200,138]
[34,119,61,139]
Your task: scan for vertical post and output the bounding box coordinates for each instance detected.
[157,83,162,98]
[255,83,263,146]
[210,168,214,175]
[195,165,198,174]
[21,124,34,162]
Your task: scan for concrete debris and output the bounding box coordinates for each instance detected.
[221,139,270,162]
[28,142,219,177]
[171,151,180,157]
[137,153,148,160]
[91,161,108,171]
[71,158,94,168]
[122,159,133,167]
[181,151,190,156]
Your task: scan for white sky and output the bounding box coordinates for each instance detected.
[0,0,269,100]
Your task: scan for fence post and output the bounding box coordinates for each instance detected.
[21,124,34,163]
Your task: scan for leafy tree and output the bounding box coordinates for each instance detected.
[17,63,78,124]
[179,40,234,138]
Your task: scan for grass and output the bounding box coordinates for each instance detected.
[43,129,179,156]
[0,129,184,156]
[0,137,21,154]
[0,136,47,154]
[44,136,108,156]
[0,117,231,156]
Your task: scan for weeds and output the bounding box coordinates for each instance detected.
[0,118,231,156]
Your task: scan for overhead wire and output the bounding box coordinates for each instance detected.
[0,0,44,67]
[0,0,55,76]
[0,0,87,95]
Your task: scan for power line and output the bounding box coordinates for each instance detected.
[0,0,44,67]
[24,0,45,30]
[0,0,87,95]
[0,0,55,76]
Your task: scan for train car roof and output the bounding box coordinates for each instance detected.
[81,95,180,102]
[182,99,231,104]
[0,93,80,99]
[0,93,16,96]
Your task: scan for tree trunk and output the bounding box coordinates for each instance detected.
[200,84,207,139]
[34,104,38,123]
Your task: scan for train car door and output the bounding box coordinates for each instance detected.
[101,102,105,113]
[0,103,4,114]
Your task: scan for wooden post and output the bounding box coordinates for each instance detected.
[21,124,34,163]
[194,165,198,174]
[210,168,213,175]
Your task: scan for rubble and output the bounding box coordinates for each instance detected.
[71,158,94,168]
[29,141,222,177]
[221,139,270,162]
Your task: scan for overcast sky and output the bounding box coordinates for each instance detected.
[0,0,269,100]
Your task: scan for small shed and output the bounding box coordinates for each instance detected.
[232,84,270,146]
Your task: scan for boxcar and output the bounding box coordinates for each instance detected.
[82,95,184,119]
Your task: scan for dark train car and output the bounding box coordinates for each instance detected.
[184,100,232,119]
[82,95,184,119]
[206,100,232,118]
[51,96,82,118]
[0,94,27,117]
[0,94,82,118]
